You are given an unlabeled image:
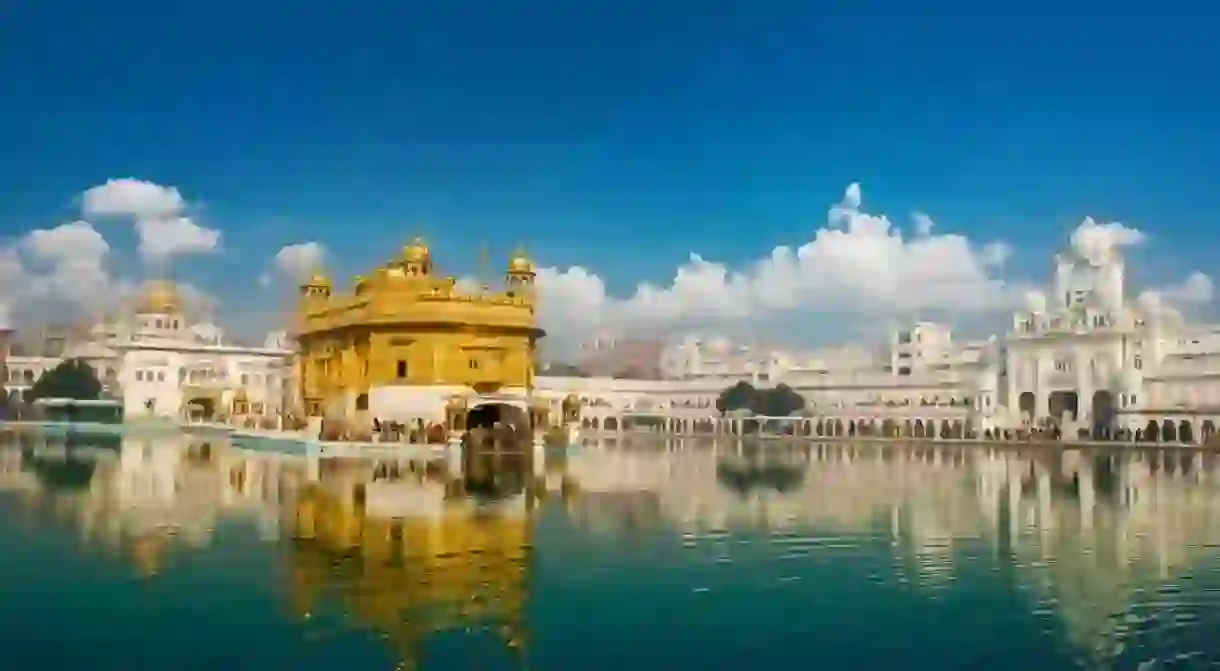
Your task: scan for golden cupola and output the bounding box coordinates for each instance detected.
[505,246,536,299]
[135,280,183,315]
[507,247,534,274]
[299,269,332,302]
[401,237,432,276]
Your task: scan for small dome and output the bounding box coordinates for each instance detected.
[136,280,182,314]
[402,237,431,264]
[192,322,223,344]
[306,270,330,287]
[508,246,534,274]
[1112,366,1143,391]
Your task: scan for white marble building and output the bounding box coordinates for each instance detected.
[539,234,1220,442]
[5,281,293,421]
[1005,242,1220,440]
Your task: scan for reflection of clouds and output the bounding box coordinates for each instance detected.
[561,438,1220,667]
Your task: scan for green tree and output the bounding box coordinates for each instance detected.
[29,359,103,401]
[753,383,806,417]
[716,381,757,415]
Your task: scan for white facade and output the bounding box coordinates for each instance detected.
[544,235,1220,441]
[1004,245,1220,438]
[5,282,293,421]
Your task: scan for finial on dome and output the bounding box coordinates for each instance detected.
[507,244,534,274]
[304,268,330,287]
[402,237,431,264]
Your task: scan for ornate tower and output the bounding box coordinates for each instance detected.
[298,270,332,310]
[505,246,536,302]
[401,238,432,277]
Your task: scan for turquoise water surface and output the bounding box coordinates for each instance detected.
[2,431,1219,670]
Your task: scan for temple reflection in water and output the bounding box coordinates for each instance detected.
[0,431,306,576]
[3,430,1220,668]
[285,452,534,670]
[560,436,1220,666]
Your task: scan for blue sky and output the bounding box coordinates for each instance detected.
[1,0,1217,349]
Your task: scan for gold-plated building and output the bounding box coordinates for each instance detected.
[293,239,544,426]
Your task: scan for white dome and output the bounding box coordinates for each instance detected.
[1112,367,1142,391]
[191,322,224,345]
[264,330,291,350]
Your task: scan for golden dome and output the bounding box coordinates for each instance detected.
[402,237,431,264]
[306,270,331,287]
[507,247,534,274]
[136,280,182,314]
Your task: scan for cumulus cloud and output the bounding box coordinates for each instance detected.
[0,178,222,325]
[1162,271,1214,304]
[1069,217,1145,265]
[82,178,220,265]
[533,183,1016,355]
[261,242,327,287]
[1135,271,1215,325]
[11,220,116,310]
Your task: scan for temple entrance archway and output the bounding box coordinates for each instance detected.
[467,402,530,434]
[1092,391,1115,439]
[1048,391,1079,424]
[184,396,216,421]
[1018,392,1036,421]
[1143,419,1160,442]
[1162,420,1178,442]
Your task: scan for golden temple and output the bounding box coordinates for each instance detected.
[293,238,544,425]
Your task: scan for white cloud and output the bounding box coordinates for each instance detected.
[1,178,222,326]
[1162,271,1214,304]
[81,178,186,218]
[533,183,1015,355]
[1137,271,1215,323]
[1069,217,1145,265]
[21,219,109,264]
[134,216,220,263]
[267,242,326,285]
[82,177,220,264]
[15,220,115,309]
